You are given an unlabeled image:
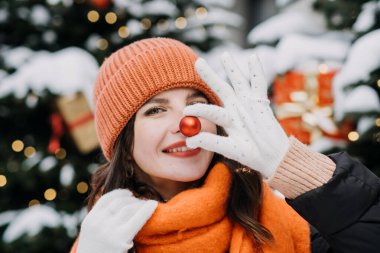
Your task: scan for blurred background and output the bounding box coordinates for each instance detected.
[0,0,379,252]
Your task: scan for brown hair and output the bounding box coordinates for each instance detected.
[87,116,273,249]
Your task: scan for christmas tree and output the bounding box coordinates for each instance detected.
[0,0,242,252]
[246,0,380,176]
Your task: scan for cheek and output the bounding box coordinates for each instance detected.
[201,118,217,134]
[133,121,160,158]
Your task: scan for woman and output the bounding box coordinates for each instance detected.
[71,38,380,253]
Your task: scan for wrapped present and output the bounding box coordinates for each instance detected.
[56,92,99,154]
[273,69,350,144]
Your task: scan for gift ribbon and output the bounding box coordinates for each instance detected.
[67,112,94,131]
[274,71,340,142]
[48,113,64,154]
[275,102,338,135]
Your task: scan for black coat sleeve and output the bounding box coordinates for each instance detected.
[286,152,380,253]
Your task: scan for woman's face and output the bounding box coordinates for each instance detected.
[133,88,217,185]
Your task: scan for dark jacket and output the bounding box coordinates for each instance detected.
[287,152,380,253]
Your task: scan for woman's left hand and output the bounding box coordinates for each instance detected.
[184,53,289,178]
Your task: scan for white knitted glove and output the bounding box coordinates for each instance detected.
[76,189,158,253]
[184,53,289,178]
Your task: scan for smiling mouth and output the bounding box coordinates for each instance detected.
[164,146,196,153]
[163,146,201,158]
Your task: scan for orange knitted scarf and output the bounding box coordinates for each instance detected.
[70,163,310,253]
[134,163,310,253]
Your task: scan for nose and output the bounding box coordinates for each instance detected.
[168,109,183,134]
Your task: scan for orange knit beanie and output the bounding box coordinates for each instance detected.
[93,37,220,161]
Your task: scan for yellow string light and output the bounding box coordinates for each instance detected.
[175,17,187,29]
[28,199,40,207]
[98,38,109,50]
[376,118,380,127]
[105,12,117,24]
[318,64,329,74]
[0,175,7,187]
[24,146,36,158]
[184,7,195,17]
[374,132,380,142]
[87,10,99,23]
[118,26,129,38]
[157,19,169,31]
[55,148,67,160]
[12,140,24,152]
[195,7,208,19]
[348,131,359,141]
[76,181,89,194]
[141,18,151,30]
[377,79,380,88]
[44,188,57,201]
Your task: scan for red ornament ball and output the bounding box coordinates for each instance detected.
[90,0,110,9]
[179,116,201,137]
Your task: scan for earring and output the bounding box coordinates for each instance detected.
[127,163,134,177]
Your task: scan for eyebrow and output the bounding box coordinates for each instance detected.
[144,91,207,105]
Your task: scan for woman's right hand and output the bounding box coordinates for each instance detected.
[184,53,290,179]
[76,189,158,253]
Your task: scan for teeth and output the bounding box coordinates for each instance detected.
[165,146,196,153]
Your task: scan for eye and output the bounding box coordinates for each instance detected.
[188,99,208,106]
[144,106,166,116]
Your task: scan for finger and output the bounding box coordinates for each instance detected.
[195,58,235,106]
[220,52,251,99]
[93,189,133,210]
[183,104,233,128]
[186,132,240,158]
[122,200,158,240]
[249,54,268,99]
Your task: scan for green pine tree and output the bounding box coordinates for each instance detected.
[314,0,380,175]
[0,0,241,252]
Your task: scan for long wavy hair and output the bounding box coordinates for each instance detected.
[87,115,273,250]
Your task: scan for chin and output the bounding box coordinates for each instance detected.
[172,166,209,182]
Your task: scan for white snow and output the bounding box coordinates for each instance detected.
[357,116,376,134]
[47,0,61,5]
[114,0,143,16]
[2,47,34,68]
[39,156,58,172]
[333,29,380,120]
[85,34,101,52]
[142,0,179,17]
[0,211,18,227]
[2,206,85,242]
[200,43,277,83]
[275,34,350,74]
[187,7,244,29]
[181,27,208,43]
[17,7,29,20]
[61,212,80,237]
[2,205,61,243]
[0,8,9,23]
[127,19,144,37]
[195,0,236,8]
[342,86,380,114]
[115,0,178,17]
[0,47,99,104]
[60,163,75,186]
[309,136,347,152]
[42,30,57,44]
[22,152,43,171]
[353,1,379,33]
[247,0,327,44]
[30,5,50,26]
[276,0,293,8]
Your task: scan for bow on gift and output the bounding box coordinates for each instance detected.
[273,70,341,144]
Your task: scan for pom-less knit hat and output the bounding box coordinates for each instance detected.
[93,37,221,161]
